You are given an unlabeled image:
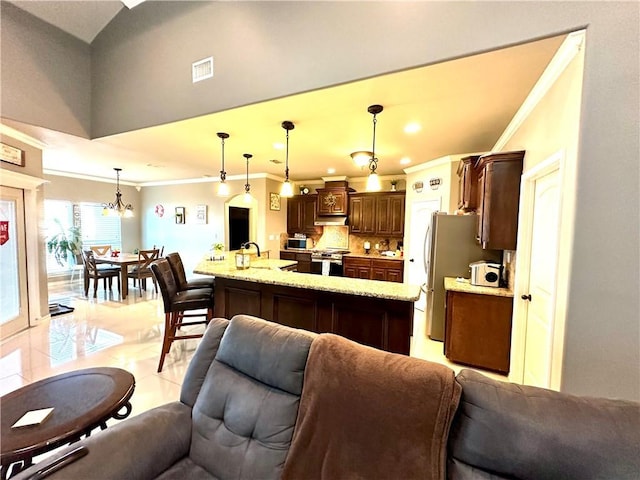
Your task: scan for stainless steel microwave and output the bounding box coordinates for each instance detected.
[286,238,310,250]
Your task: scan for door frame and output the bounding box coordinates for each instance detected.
[0,169,48,326]
[509,150,571,390]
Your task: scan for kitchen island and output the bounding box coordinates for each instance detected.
[194,256,420,355]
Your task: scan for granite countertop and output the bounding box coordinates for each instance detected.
[344,252,405,261]
[444,276,514,298]
[194,256,420,302]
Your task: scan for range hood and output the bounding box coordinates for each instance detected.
[314,216,348,226]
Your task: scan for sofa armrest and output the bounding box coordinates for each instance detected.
[13,401,192,480]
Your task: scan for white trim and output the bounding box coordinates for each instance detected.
[0,169,48,189]
[44,169,138,187]
[0,124,48,150]
[493,31,585,152]
[509,149,565,388]
[0,171,49,326]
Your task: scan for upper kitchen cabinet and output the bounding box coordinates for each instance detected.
[457,155,481,212]
[316,181,353,216]
[348,192,406,238]
[475,151,525,250]
[349,194,376,234]
[287,194,322,235]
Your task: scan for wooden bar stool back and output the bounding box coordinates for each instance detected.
[150,258,214,372]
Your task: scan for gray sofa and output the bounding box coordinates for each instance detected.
[14,315,640,480]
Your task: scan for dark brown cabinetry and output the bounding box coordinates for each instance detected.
[475,151,525,250]
[214,277,413,355]
[349,195,376,234]
[456,155,480,211]
[316,181,351,216]
[280,250,312,273]
[343,256,404,283]
[444,290,513,374]
[348,192,405,238]
[287,195,322,236]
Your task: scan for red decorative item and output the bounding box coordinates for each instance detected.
[155,204,165,217]
[0,221,9,246]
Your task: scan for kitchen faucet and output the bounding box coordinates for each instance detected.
[241,242,261,257]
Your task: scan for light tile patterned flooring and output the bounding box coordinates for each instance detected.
[1,278,506,412]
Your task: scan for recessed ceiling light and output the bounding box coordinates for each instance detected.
[404,123,421,134]
[327,168,336,174]
[400,157,411,165]
[273,142,285,150]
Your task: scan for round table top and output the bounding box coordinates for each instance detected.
[0,367,135,465]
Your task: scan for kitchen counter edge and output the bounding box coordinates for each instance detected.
[195,258,419,302]
[444,276,514,298]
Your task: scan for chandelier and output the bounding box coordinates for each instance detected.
[243,153,253,203]
[103,167,133,217]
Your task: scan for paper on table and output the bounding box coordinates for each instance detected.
[11,407,54,428]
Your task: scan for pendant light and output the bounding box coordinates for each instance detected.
[280,121,295,198]
[103,167,133,217]
[216,132,230,196]
[366,104,383,192]
[243,153,253,203]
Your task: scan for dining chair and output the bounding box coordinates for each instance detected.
[150,258,214,372]
[81,250,121,298]
[166,252,216,291]
[90,245,111,257]
[127,249,159,296]
[153,244,165,257]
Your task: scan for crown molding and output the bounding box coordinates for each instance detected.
[0,124,48,150]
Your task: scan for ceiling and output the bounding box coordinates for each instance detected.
[2,2,566,186]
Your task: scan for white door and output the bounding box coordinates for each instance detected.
[514,161,561,388]
[407,199,440,311]
[0,186,29,339]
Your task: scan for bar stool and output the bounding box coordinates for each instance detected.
[166,252,216,291]
[150,258,214,372]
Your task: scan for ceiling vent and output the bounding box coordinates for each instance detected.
[192,57,214,83]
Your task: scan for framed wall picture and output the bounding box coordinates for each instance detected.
[270,192,281,211]
[195,204,207,224]
[175,207,185,224]
[0,142,25,167]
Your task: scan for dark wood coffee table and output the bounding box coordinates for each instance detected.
[0,367,135,479]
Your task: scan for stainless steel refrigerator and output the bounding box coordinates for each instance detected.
[425,212,500,341]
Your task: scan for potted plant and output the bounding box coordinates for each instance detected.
[47,219,82,267]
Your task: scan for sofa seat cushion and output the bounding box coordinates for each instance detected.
[282,333,461,480]
[448,369,640,480]
[189,315,315,480]
[155,457,217,480]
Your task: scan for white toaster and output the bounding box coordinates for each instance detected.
[469,261,501,287]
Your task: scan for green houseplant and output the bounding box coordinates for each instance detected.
[47,219,82,267]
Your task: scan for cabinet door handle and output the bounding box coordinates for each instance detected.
[521,294,532,301]
[409,258,415,262]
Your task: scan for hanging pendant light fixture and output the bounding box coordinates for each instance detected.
[243,153,253,203]
[103,167,133,217]
[365,104,383,192]
[280,120,295,198]
[216,132,230,196]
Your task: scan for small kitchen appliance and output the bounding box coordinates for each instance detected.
[469,261,501,287]
[286,235,310,250]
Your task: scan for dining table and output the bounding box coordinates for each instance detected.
[93,253,140,300]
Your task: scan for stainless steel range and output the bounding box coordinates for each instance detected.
[310,249,349,276]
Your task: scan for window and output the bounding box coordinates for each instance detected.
[44,200,122,274]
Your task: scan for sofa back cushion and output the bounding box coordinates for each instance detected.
[282,333,461,480]
[189,315,315,480]
[448,369,640,480]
